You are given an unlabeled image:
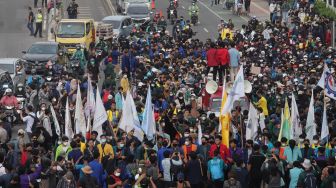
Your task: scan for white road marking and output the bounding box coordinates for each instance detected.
[182,6,185,9]
[203,28,209,32]
[198,0,226,22]
[105,0,116,15]
[251,2,269,14]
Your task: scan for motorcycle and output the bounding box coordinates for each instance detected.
[69,59,84,78]
[170,9,176,25]
[3,106,17,124]
[191,11,198,25]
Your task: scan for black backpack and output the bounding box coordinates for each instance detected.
[170,159,183,181]
[304,172,317,188]
[29,114,40,132]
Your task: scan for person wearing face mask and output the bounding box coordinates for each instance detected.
[300,139,314,159]
[55,136,72,161]
[209,136,232,164]
[279,137,287,160]
[106,167,123,187]
[97,134,114,165]
[0,88,19,109]
[297,134,306,149]
[197,136,210,161]
[283,139,302,165]
[311,135,321,157]
[181,137,197,159]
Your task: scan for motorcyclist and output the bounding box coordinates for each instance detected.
[146,22,158,33]
[71,45,87,70]
[15,83,25,98]
[179,16,186,29]
[95,36,108,53]
[158,16,167,30]
[0,89,19,109]
[167,2,177,19]
[188,2,199,22]
[248,16,259,30]
[183,24,194,40]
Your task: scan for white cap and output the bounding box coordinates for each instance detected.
[5,88,12,93]
[302,159,312,169]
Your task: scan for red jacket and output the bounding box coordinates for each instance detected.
[209,144,231,163]
[206,48,218,67]
[216,48,230,66]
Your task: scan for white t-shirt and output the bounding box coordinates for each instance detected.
[23,112,36,133]
[0,163,6,176]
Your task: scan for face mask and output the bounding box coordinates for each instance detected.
[201,116,206,120]
[119,144,124,147]
[299,138,304,143]
[281,143,286,147]
[179,97,183,99]
[114,172,121,177]
[185,141,190,145]
[184,133,189,137]
[313,140,318,144]
[101,139,106,143]
[41,107,46,111]
[63,142,68,146]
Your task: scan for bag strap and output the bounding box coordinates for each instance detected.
[198,159,203,177]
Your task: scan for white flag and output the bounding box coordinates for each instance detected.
[93,88,108,139]
[50,105,60,136]
[291,93,301,140]
[75,84,86,136]
[119,92,140,133]
[65,98,74,139]
[133,124,144,142]
[141,86,156,140]
[246,103,258,140]
[221,65,245,115]
[317,65,336,100]
[306,90,316,142]
[84,77,95,117]
[197,123,202,145]
[321,100,329,141]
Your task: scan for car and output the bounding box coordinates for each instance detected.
[22,42,60,74]
[0,58,26,89]
[126,3,151,25]
[102,16,133,38]
[0,58,25,79]
[0,69,14,97]
[117,0,150,14]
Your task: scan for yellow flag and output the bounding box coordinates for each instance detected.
[220,83,230,146]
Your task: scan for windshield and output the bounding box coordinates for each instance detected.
[27,44,57,54]
[0,64,14,74]
[210,98,222,112]
[102,20,121,29]
[127,6,149,15]
[57,22,85,38]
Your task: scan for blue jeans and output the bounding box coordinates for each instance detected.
[27,22,34,35]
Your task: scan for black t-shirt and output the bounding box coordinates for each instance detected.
[29,11,34,23]
[248,152,266,177]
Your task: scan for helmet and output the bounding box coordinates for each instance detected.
[5,88,12,93]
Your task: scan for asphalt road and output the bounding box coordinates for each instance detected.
[0,0,45,58]
[153,0,251,41]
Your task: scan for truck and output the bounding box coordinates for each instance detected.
[55,19,95,54]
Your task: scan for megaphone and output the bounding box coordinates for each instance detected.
[244,80,252,93]
[205,80,218,94]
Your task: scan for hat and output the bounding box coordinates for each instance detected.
[81,166,93,174]
[302,159,312,169]
[18,129,25,135]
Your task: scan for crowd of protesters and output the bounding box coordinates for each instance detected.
[0,0,336,188]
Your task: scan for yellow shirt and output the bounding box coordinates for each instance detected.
[97,143,114,161]
[107,110,119,122]
[221,28,233,40]
[120,77,129,93]
[256,96,269,116]
[80,142,86,153]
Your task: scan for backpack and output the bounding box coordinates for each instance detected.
[304,172,317,188]
[29,114,40,132]
[170,159,183,181]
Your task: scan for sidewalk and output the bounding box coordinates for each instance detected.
[248,0,270,22]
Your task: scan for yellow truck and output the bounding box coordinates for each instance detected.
[55,19,95,53]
